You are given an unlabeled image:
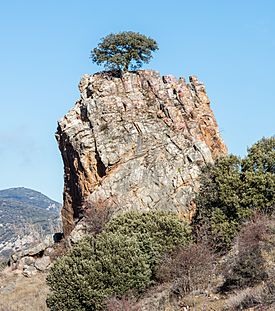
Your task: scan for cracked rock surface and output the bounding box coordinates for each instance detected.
[56,70,227,236]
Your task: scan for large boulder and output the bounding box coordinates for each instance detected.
[56,70,227,236]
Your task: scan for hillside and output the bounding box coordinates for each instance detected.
[1,68,273,311]
[0,187,61,259]
[0,187,60,211]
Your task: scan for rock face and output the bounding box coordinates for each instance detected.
[56,70,227,236]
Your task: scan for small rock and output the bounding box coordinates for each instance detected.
[28,237,52,256]
[209,293,220,301]
[23,256,36,266]
[34,256,51,271]
[69,222,87,244]
[23,265,37,277]
[44,246,54,256]
[0,282,16,294]
[17,256,35,270]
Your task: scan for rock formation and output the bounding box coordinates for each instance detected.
[9,236,53,277]
[56,70,227,236]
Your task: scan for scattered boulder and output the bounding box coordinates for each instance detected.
[22,265,37,278]
[34,256,51,271]
[68,221,88,244]
[9,236,55,277]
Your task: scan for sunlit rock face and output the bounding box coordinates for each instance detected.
[56,70,227,236]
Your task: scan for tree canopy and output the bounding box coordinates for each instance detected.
[91,31,158,72]
[193,136,275,251]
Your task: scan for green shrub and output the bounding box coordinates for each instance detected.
[193,137,275,252]
[210,208,239,251]
[105,211,192,268]
[47,211,191,310]
[193,155,243,251]
[47,233,151,311]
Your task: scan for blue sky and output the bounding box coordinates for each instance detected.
[0,1,274,202]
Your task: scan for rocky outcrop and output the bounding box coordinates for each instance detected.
[9,236,53,277]
[56,70,227,236]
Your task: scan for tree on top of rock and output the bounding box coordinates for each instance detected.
[91,31,158,72]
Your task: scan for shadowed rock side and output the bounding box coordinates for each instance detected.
[56,70,227,236]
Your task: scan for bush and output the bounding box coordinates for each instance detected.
[105,296,141,311]
[156,242,216,294]
[220,217,269,292]
[105,211,192,268]
[222,248,267,291]
[47,211,191,310]
[47,234,151,311]
[193,137,275,252]
[84,199,114,236]
[261,278,275,307]
[193,155,242,251]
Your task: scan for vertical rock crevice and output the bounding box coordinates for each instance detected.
[94,143,107,178]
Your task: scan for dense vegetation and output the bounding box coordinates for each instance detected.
[91,31,158,72]
[46,212,191,310]
[47,136,275,310]
[193,137,275,251]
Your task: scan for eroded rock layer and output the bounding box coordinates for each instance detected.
[56,70,227,236]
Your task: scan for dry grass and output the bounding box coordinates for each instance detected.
[223,285,263,310]
[105,296,141,311]
[223,281,275,310]
[0,270,49,311]
[179,293,227,311]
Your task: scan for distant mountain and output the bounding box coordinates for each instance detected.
[0,187,61,259]
[0,187,61,211]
